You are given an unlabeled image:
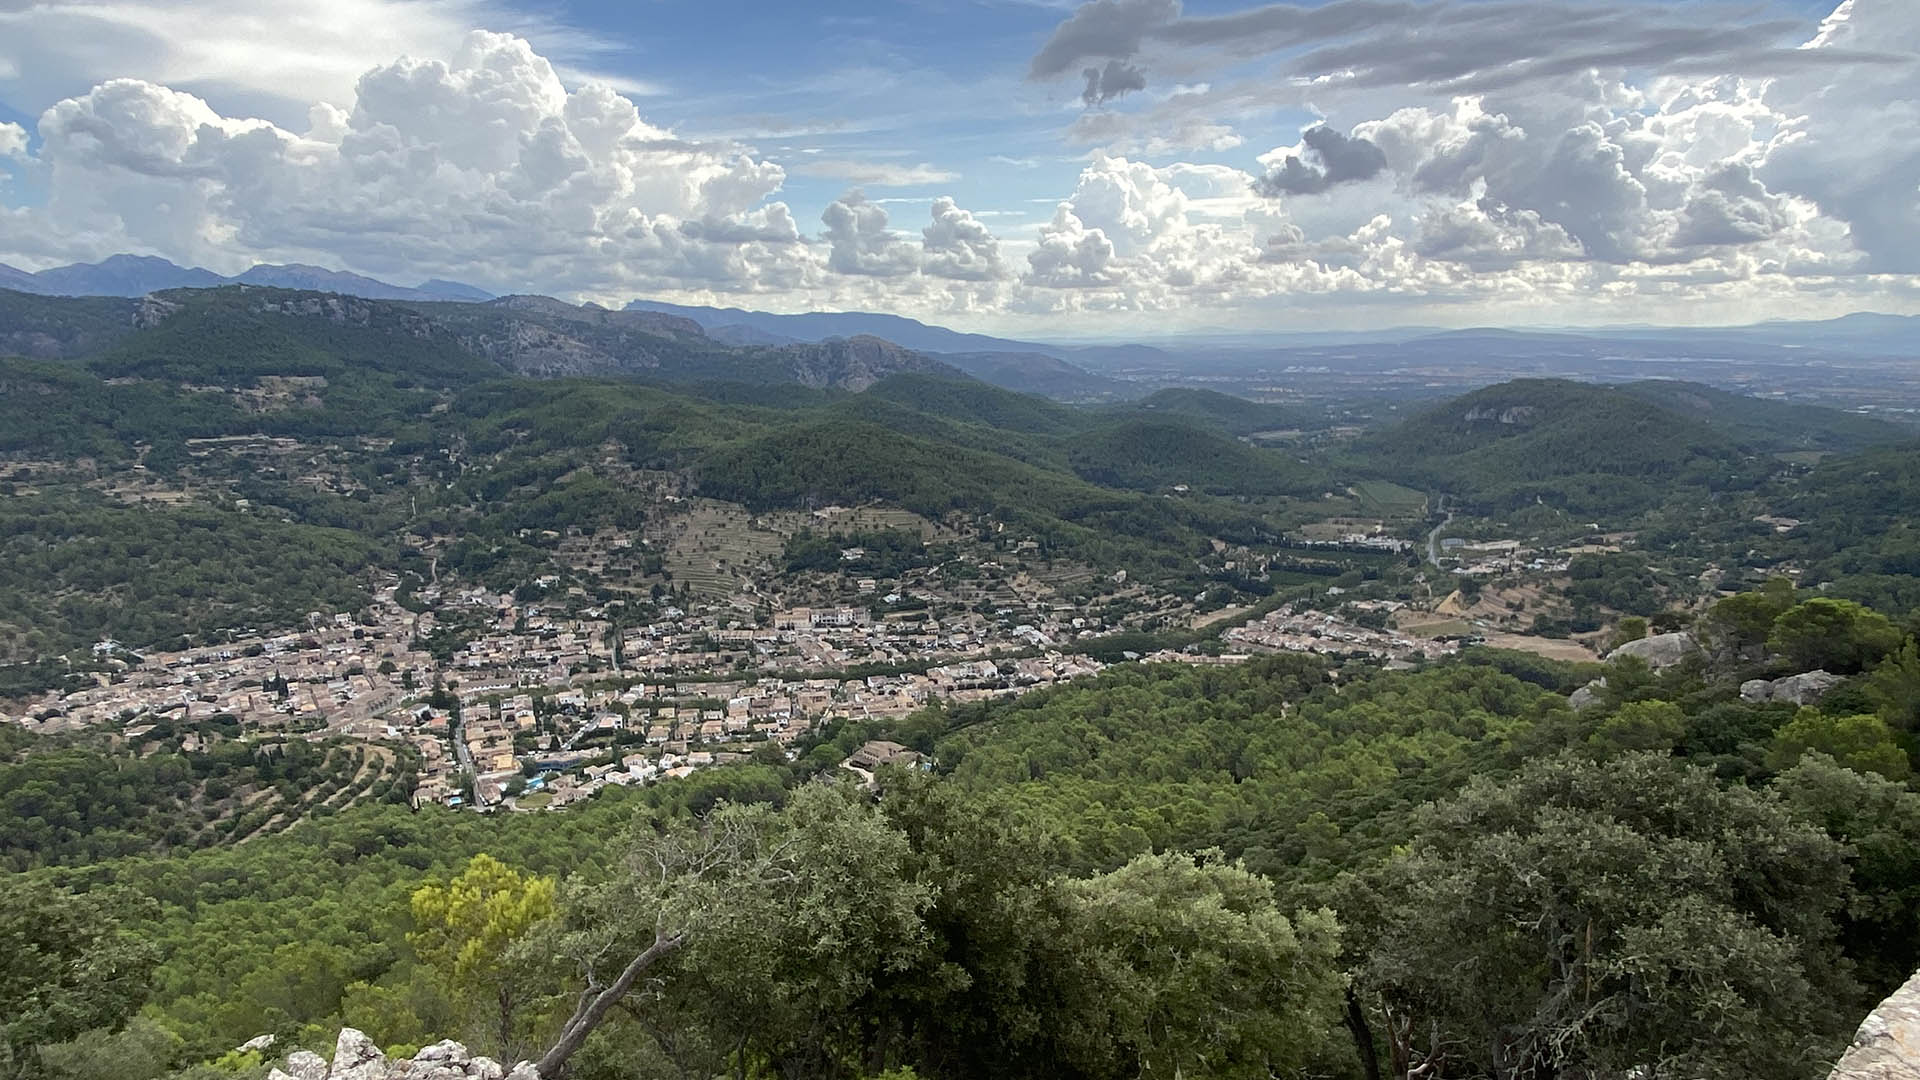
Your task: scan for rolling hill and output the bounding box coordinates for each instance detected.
[1066,418,1328,496]
[1124,388,1324,435]
[1616,379,1908,453]
[1356,379,1764,514]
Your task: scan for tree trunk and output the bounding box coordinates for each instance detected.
[1345,988,1383,1080]
[535,930,687,1077]
[498,986,517,1064]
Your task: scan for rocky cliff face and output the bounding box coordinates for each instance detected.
[768,334,957,391]
[1831,970,1920,1079]
[271,1030,537,1080]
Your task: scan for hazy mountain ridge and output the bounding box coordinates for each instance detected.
[625,297,1061,356]
[0,285,974,394]
[0,254,495,303]
[626,299,1130,399]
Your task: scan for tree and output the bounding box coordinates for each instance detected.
[1065,851,1344,1080]
[35,1018,181,1080]
[1767,598,1903,675]
[0,879,159,1079]
[1587,699,1683,753]
[1609,616,1648,649]
[1360,753,1852,1080]
[1866,639,1920,735]
[1775,754,1920,992]
[865,770,1121,1080]
[1767,710,1911,781]
[1703,577,1796,658]
[535,781,934,1079]
[409,854,559,1061]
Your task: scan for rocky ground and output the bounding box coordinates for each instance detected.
[270,1030,537,1080]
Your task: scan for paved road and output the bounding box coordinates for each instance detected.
[1426,500,1456,568]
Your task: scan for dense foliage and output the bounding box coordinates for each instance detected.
[0,496,376,657]
[4,584,1916,1080]
[0,728,416,871]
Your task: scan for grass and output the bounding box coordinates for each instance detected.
[1348,480,1428,517]
[1398,617,1474,639]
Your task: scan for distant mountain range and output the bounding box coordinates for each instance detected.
[625,298,1062,357]
[5,253,1917,371]
[0,254,495,303]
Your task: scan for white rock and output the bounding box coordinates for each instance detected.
[1607,632,1700,670]
[468,1057,505,1080]
[1772,669,1845,706]
[1568,678,1607,710]
[1830,968,1920,1079]
[1739,669,1844,706]
[414,1042,469,1065]
[506,1064,542,1080]
[284,1050,329,1080]
[329,1029,389,1080]
[240,1035,278,1053]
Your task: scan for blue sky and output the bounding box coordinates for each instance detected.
[0,0,1915,333]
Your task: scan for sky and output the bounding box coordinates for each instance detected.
[0,0,1916,335]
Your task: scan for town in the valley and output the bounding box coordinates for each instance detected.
[4,494,1630,814]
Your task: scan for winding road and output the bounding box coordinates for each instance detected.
[1426,499,1456,568]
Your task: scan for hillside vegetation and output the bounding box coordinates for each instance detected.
[14,599,1920,1080]
[1355,378,1845,514]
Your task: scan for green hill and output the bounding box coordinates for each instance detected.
[1355,379,1766,514]
[87,289,506,387]
[861,373,1087,436]
[1066,418,1327,496]
[0,289,139,359]
[1617,380,1909,453]
[1123,388,1322,435]
[1767,440,1920,612]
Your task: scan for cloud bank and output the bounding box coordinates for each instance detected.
[0,0,1915,329]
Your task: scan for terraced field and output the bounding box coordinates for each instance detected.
[649,499,791,599]
[646,499,953,599]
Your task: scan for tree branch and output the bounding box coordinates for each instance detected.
[535,929,689,1077]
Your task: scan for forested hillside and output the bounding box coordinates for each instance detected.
[11,575,1920,1080]
[0,290,1349,656]
[5,285,1920,1080]
[1355,378,1908,516]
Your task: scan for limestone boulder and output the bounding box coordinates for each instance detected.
[1831,969,1920,1079]
[1741,670,1844,706]
[1772,669,1846,705]
[1606,632,1700,670]
[329,1030,391,1080]
[1569,678,1608,710]
[283,1050,329,1080]
[273,1031,541,1080]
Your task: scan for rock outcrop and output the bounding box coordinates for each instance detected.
[1569,677,1608,710]
[1606,632,1700,671]
[1831,970,1920,1079]
[270,1029,536,1080]
[1741,669,1845,706]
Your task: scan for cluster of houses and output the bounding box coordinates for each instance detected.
[1436,538,1575,577]
[397,651,1104,811]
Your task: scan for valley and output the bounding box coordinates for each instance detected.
[4,281,1920,1080]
